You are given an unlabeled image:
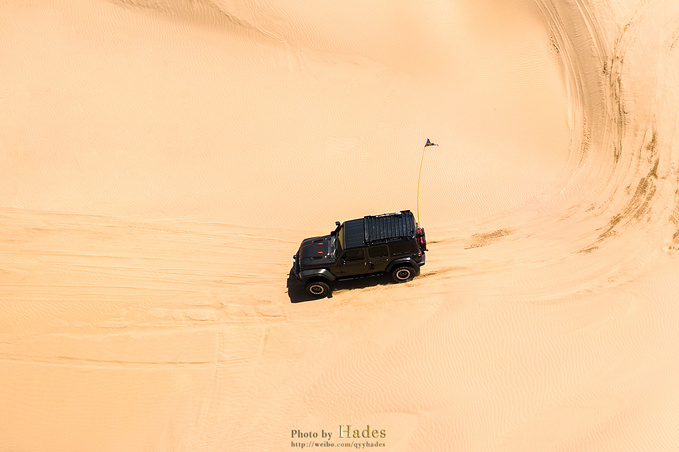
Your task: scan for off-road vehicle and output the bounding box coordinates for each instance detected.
[292,210,427,298]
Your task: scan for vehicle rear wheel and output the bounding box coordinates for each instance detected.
[392,266,415,283]
[305,280,331,298]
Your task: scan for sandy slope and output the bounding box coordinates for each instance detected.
[1,0,679,450]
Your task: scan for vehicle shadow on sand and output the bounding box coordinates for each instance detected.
[287,269,394,303]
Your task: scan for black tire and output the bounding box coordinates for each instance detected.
[305,280,331,298]
[392,266,415,283]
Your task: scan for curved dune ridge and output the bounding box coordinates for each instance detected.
[1,0,679,450]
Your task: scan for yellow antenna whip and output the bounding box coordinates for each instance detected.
[417,138,438,225]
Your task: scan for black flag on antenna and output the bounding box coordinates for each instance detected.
[425,138,438,147]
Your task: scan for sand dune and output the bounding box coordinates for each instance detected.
[1,0,679,450]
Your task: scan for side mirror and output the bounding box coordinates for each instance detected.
[335,221,340,227]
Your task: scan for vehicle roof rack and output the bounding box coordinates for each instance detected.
[364,210,416,245]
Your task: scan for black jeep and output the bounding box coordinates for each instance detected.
[292,210,427,298]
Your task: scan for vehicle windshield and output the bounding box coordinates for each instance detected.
[336,224,345,252]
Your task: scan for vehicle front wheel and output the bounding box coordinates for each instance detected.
[392,266,415,283]
[305,280,331,298]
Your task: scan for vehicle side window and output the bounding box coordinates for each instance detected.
[368,245,389,258]
[343,249,365,261]
[389,240,415,256]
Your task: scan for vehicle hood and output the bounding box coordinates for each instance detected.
[297,234,337,269]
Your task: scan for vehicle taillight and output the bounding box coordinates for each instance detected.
[417,227,427,252]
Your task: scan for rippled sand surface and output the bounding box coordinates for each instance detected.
[2,0,679,450]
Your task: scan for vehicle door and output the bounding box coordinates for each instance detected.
[339,248,367,276]
[367,244,390,273]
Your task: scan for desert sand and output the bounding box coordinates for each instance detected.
[1,0,679,450]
